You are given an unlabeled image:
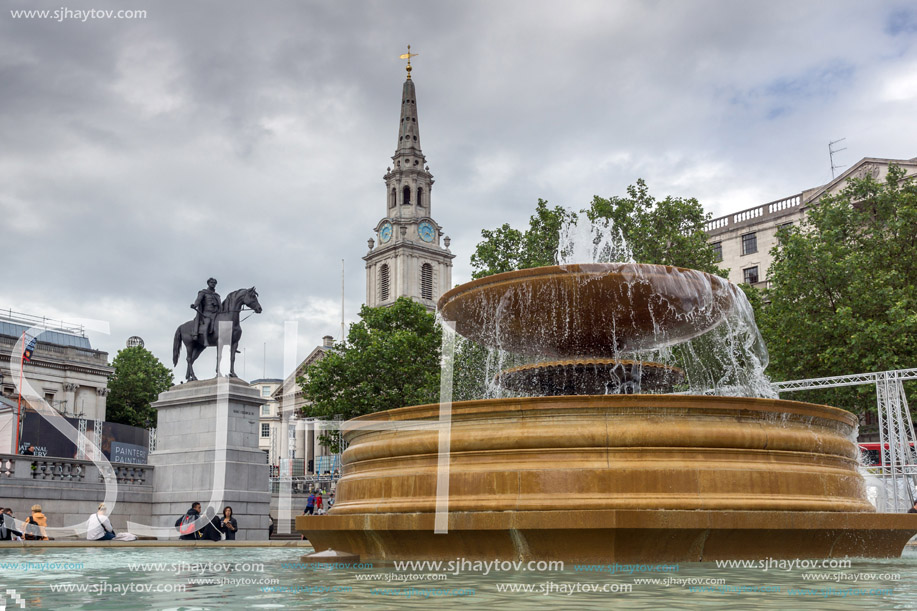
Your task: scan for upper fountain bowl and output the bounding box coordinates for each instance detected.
[438,263,736,357]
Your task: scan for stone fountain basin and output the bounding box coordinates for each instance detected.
[437,263,736,356]
[328,395,871,515]
[298,396,917,562]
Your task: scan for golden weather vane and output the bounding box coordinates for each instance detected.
[399,44,418,78]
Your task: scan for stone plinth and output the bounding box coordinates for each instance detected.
[149,378,270,541]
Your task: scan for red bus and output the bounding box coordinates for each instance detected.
[858,442,916,466]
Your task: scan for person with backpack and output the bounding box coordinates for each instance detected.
[175,502,203,540]
[86,503,116,541]
[304,491,316,515]
[1,508,22,541]
[23,504,48,541]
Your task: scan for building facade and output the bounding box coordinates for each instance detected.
[0,310,112,422]
[252,377,283,464]
[364,61,454,311]
[706,156,917,288]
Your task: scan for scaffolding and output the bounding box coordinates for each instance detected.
[773,368,917,512]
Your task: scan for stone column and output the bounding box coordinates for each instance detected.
[62,383,77,416]
[95,387,110,421]
[148,378,270,541]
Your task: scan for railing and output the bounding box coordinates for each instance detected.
[0,454,152,486]
[0,308,86,336]
[270,474,340,494]
[705,193,804,233]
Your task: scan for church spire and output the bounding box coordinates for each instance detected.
[396,46,422,158]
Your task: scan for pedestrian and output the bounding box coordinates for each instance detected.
[908,500,917,514]
[328,493,335,510]
[218,506,237,540]
[204,514,223,541]
[175,502,204,540]
[268,515,275,538]
[21,445,35,456]
[304,491,315,515]
[23,504,48,540]
[1,508,22,541]
[315,492,323,515]
[86,503,116,541]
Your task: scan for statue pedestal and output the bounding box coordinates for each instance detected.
[149,378,270,540]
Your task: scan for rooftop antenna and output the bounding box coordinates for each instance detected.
[341,259,346,342]
[829,138,847,179]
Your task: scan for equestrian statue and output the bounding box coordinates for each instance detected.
[173,278,262,381]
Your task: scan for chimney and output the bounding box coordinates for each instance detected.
[322,335,334,348]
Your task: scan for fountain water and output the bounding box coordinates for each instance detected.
[299,217,917,563]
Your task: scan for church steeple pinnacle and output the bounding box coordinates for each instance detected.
[396,48,422,158]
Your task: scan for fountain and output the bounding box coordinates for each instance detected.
[298,229,917,562]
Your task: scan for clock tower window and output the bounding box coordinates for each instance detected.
[380,264,390,302]
[390,188,396,208]
[402,185,411,206]
[417,187,424,207]
[421,263,433,300]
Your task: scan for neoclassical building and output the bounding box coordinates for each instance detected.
[705,156,917,288]
[0,310,112,422]
[364,60,454,311]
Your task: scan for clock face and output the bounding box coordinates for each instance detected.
[380,222,393,243]
[418,221,435,243]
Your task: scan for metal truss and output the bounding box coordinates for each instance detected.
[774,368,917,512]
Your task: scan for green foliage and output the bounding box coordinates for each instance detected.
[470,200,576,279]
[760,165,917,414]
[106,346,173,427]
[470,181,725,279]
[585,179,727,275]
[298,297,442,421]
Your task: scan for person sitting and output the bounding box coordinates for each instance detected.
[218,506,237,541]
[23,504,48,540]
[86,503,116,541]
[175,502,203,540]
[1,508,22,541]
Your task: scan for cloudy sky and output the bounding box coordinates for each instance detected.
[2,0,916,381]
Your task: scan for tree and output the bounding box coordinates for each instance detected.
[299,298,441,424]
[585,179,727,275]
[470,200,576,279]
[760,165,917,414]
[106,346,174,427]
[470,181,725,279]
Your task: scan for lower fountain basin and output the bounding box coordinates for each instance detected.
[298,395,917,561]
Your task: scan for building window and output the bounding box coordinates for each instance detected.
[421,263,433,300]
[711,241,722,262]
[261,423,270,438]
[380,264,390,301]
[417,187,424,207]
[741,232,757,255]
[261,405,271,416]
[261,386,271,397]
[743,266,759,285]
[402,185,411,206]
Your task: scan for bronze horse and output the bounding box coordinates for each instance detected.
[173,287,262,381]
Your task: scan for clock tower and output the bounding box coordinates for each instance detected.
[364,51,454,311]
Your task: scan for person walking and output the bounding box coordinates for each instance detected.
[218,506,238,540]
[87,503,116,541]
[315,493,323,515]
[304,491,316,515]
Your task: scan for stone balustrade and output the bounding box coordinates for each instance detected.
[0,454,152,486]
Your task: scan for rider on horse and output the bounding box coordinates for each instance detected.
[191,278,221,346]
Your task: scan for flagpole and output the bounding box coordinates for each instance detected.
[16,331,24,453]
